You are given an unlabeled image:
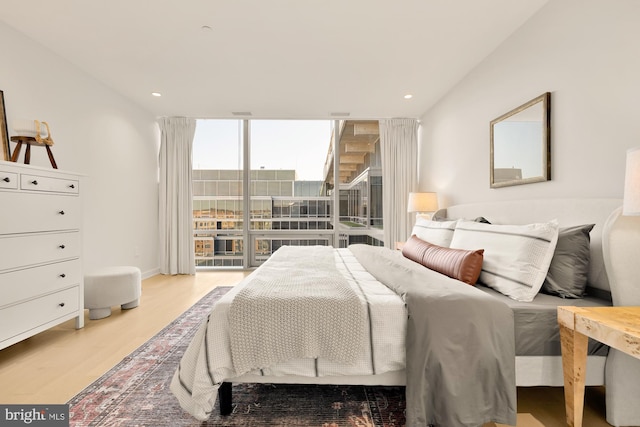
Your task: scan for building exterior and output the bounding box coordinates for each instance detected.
[325,121,384,244]
[193,169,334,267]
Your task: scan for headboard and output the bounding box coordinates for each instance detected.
[433,198,622,294]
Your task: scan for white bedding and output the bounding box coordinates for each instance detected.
[171,247,407,420]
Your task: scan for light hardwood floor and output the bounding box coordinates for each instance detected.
[0,271,613,426]
[0,271,248,404]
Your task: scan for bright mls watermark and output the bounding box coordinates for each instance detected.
[0,405,69,426]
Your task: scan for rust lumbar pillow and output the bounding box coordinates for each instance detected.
[400,233,430,264]
[402,235,484,285]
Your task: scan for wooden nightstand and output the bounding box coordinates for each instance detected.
[558,306,640,427]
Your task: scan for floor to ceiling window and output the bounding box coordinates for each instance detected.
[192,119,384,269]
[249,120,334,264]
[192,120,244,267]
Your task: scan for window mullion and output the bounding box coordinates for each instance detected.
[242,120,250,267]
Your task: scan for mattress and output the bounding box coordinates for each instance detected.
[477,285,611,356]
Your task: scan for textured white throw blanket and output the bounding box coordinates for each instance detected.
[228,246,365,374]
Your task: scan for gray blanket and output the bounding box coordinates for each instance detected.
[350,244,516,427]
[229,246,365,374]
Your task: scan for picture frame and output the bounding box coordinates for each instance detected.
[1,90,10,161]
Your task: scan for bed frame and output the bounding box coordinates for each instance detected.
[220,198,640,426]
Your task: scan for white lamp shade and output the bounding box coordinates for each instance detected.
[407,192,438,213]
[623,147,640,216]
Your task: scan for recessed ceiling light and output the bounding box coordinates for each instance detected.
[231,111,253,116]
[404,94,413,99]
[330,112,350,117]
[151,92,162,97]
[201,25,213,32]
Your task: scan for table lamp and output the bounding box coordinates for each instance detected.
[601,145,640,427]
[603,146,640,306]
[407,192,438,220]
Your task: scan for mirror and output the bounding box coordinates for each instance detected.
[490,92,551,188]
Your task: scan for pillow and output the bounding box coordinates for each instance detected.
[541,224,595,298]
[449,220,559,302]
[401,234,430,264]
[473,216,491,224]
[411,217,458,247]
[402,235,484,285]
[433,215,491,224]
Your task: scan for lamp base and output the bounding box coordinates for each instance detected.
[415,212,433,221]
[602,205,640,306]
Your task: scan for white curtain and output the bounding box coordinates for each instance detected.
[158,117,196,275]
[379,118,419,249]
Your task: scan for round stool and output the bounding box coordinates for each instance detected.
[84,266,142,320]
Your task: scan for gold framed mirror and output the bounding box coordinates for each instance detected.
[490,92,551,188]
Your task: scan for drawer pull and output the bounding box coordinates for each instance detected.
[69,184,75,189]
[59,303,65,307]
[59,210,65,215]
[59,244,66,249]
[2,177,9,183]
[59,274,66,278]
[31,180,38,185]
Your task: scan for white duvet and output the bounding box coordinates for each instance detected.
[170,247,407,421]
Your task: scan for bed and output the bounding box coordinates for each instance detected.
[171,198,640,427]
[171,244,516,427]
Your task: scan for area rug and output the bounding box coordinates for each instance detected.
[68,285,407,426]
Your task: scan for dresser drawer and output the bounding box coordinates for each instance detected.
[0,232,80,272]
[21,174,79,194]
[0,259,81,307]
[0,192,81,235]
[0,170,18,190]
[0,286,79,343]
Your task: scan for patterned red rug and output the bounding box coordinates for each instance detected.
[68,286,407,426]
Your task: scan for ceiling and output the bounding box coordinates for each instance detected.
[0,0,548,119]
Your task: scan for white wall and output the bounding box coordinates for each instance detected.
[0,22,160,277]
[419,0,640,208]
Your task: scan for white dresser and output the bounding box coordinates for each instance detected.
[0,161,84,350]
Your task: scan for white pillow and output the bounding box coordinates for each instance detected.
[411,218,458,247]
[449,219,559,302]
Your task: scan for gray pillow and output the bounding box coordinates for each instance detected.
[433,215,491,224]
[541,224,595,298]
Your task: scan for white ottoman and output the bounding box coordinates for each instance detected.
[84,266,142,320]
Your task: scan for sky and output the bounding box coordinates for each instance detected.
[493,121,543,178]
[192,120,333,181]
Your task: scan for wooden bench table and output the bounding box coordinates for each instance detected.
[558,306,640,427]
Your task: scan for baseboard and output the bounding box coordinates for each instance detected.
[142,267,160,280]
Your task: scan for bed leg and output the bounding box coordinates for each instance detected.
[219,382,233,416]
